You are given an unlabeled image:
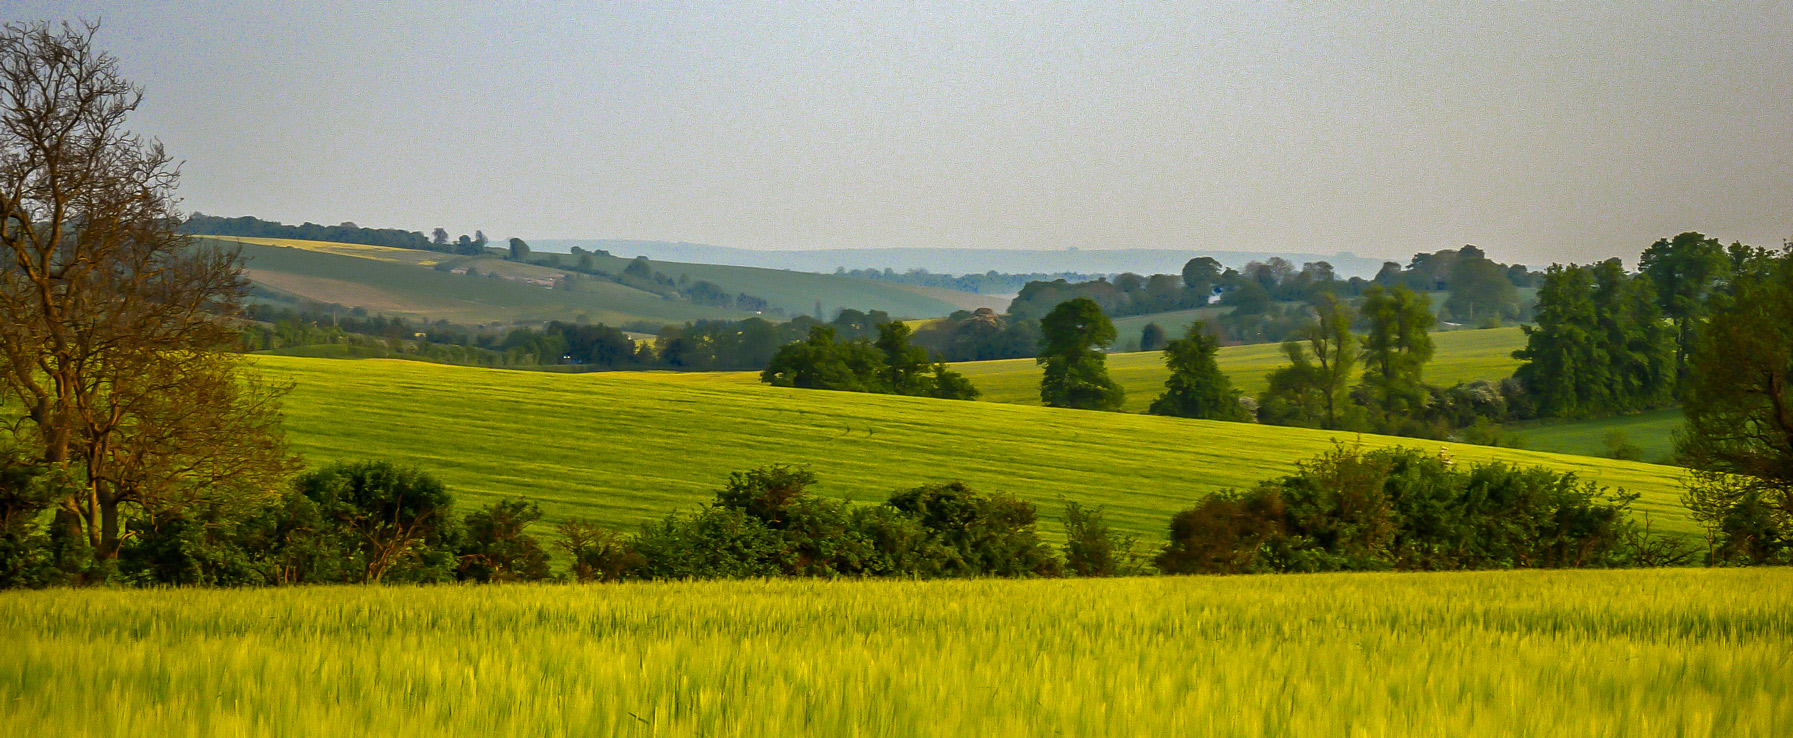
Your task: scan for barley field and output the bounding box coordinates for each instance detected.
[3,568,1787,736]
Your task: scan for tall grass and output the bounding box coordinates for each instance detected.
[3,569,1787,736]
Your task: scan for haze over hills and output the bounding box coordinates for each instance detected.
[535,239,1394,279]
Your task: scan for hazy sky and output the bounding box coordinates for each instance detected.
[16,2,1792,265]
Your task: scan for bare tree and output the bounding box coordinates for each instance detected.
[0,21,294,558]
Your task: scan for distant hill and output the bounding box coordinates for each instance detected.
[534,240,1393,280]
[216,236,997,327]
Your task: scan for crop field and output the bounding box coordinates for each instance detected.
[258,352,1694,543]
[216,236,980,325]
[1511,409,1684,464]
[4,569,1788,736]
[953,326,1527,412]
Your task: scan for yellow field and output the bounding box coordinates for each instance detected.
[4,569,1787,736]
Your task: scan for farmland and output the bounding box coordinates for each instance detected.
[219,236,981,326]
[4,569,1788,736]
[953,326,1528,412]
[1512,409,1685,464]
[258,353,1696,542]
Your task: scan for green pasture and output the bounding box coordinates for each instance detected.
[5,569,1788,736]
[257,352,1694,544]
[952,326,1528,412]
[1513,409,1685,464]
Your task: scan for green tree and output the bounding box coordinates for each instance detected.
[1639,231,1730,384]
[295,461,457,584]
[1181,256,1224,294]
[1139,322,1168,352]
[1037,298,1124,411]
[456,498,551,583]
[1149,324,1246,421]
[760,326,886,393]
[1444,253,1519,323]
[1590,259,1674,410]
[1677,249,1793,560]
[507,237,530,261]
[1513,265,1607,418]
[1358,285,1435,424]
[875,321,933,395]
[1258,295,1357,429]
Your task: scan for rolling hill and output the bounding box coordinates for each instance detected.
[259,353,1696,545]
[217,236,989,326]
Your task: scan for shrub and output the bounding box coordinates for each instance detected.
[1061,500,1142,577]
[294,461,458,583]
[558,520,643,582]
[886,482,1060,577]
[457,498,552,583]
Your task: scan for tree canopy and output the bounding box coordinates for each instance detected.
[1037,298,1124,411]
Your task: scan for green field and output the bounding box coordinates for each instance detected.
[259,352,1696,543]
[220,236,981,326]
[1513,409,1685,464]
[5,569,1787,736]
[953,326,1528,412]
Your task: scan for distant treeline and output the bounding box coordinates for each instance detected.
[185,213,438,251]
[836,267,1105,295]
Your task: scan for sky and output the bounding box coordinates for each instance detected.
[15,2,1793,265]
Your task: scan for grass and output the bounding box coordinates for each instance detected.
[216,236,978,325]
[952,326,1528,412]
[256,352,1696,544]
[1512,409,1685,464]
[4,569,1789,736]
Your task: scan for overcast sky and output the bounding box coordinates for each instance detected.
[16,2,1792,265]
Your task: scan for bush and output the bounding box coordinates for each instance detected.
[558,520,643,582]
[1061,500,1142,577]
[293,461,459,583]
[886,482,1060,577]
[1158,446,1653,575]
[457,498,552,583]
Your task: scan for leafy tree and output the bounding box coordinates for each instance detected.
[431,227,450,247]
[1513,265,1607,417]
[1139,322,1168,352]
[884,482,1059,577]
[1358,285,1435,424]
[876,321,934,395]
[557,519,641,582]
[1037,298,1124,411]
[1677,248,1793,560]
[507,237,530,261]
[456,498,551,583]
[1444,253,1519,322]
[1639,231,1730,384]
[1149,324,1246,421]
[1182,256,1224,292]
[1258,295,1357,429]
[761,326,886,392]
[295,461,457,583]
[1590,259,1674,410]
[0,21,296,560]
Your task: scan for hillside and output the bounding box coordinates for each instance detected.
[218,236,984,325]
[953,325,1529,412]
[259,354,1695,544]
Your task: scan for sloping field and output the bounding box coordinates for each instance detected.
[228,238,745,326]
[259,353,1694,542]
[5,570,1787,736]
[216,235,985,324]
[1514,409,1684,464]
[953,326,1528,411]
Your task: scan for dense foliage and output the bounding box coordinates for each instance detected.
[1147,324,1247,421]
[761,323,978,400]
[1037,298,1125,410]
[1157,446,1684,574]
[185,213,442,252]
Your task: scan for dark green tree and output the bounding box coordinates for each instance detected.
[1037,298,1124,411]
[507,237,530,261]
[1139,322,1168,352]
[1639,231,1730,384]
[875,321,934,395]
[1358,285,1435,424]
[1590,259,1674,411]
[295,461,458,583]
[456,498,551,583]
[1444,253,1519,323]
[1149,324,1246,421]
[1677,249,1793,560]
[760,326,886,393]
[1513,265,1607,418]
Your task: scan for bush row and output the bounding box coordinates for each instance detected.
[2,447,1700,589]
